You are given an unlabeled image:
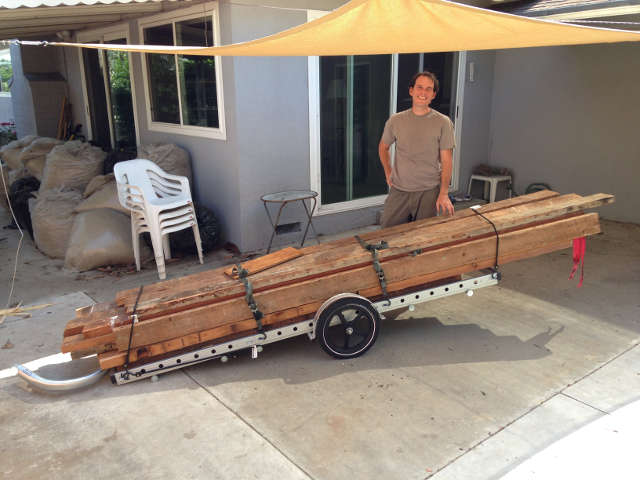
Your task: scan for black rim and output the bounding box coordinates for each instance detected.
[321,303,376,356]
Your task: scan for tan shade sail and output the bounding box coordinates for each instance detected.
[52,0,640,56]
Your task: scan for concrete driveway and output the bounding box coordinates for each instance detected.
[1,210,638,480]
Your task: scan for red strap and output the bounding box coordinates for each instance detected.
[569,237,586,287]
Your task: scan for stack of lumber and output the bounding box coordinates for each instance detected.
[61,191,613,371]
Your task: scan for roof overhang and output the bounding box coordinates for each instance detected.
[0,0,192,40]
[493,0,640,20]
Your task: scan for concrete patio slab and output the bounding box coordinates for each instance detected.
[0,207,638,480]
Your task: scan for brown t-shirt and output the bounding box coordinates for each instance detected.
[381,108,455,192]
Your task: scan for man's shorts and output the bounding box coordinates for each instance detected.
[380,186,439,229]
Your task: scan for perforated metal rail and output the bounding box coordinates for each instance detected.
[112,271,499,385]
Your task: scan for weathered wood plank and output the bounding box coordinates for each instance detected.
[99,213,600,352]
[97,216,594,370]
[299,189,561,254]
[113,190,561,311]
[223,246,302,278]
[116,193,611,319]
[64,302,117,337]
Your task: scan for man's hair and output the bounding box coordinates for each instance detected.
[409,71,439,94]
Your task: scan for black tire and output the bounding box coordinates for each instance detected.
[316,296,380,359]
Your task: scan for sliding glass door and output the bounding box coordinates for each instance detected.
[311,50,463,212]
[319,55,391,205]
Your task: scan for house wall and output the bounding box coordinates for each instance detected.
[9,44,36,138]
[490,43,640,223]
[228,1,380,251]
[458,50,495,195]
[16,45,68,138]
[0,94,13,124]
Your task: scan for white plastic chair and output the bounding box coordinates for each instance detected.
[114,159,203,280]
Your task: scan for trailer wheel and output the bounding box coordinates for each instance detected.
[316,296,380,359]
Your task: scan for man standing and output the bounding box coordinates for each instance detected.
[378,71,455,228]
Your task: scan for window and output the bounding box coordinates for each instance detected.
[140,4,225,139]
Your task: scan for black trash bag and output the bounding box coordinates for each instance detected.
[7,176,40,239]
[143,203,221,257]
[103,147,137,175]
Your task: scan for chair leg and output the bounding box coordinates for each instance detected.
[149,231,166,280]
[192,223,204,264]
[162,234,171,260]
[131,216,141,272]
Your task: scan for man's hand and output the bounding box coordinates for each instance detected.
[436,193,454,216]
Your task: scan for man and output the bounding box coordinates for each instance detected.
[378,71,455,228]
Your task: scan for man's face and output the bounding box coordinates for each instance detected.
[409,75,437,109]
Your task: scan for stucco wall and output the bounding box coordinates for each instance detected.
[9,44,36,138]
[0,94,13,124]
[489,43,640,223]
[458,50,495,195]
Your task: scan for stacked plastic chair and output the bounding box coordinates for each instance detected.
[114,159,203,280]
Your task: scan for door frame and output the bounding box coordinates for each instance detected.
[76,24,141,149]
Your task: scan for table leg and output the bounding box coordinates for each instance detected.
[300,196,319,247]
[264,200,288,254]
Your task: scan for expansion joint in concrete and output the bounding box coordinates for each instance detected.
[559,392,609,415]
[182,369,315,480]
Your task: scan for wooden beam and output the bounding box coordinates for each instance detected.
[86,213,599,354]
[115,193,612,319]
[97,213,598,370]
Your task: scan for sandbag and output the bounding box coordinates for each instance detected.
[137,143,192,186]
[30,188,82,259]
[40,141,106,192]
[20,137,64,180]
[0,135,37,170]
[64,209,152,271]
[75,179,129,215]
[83,173,115,198]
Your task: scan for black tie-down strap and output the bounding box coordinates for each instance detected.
[120,285,144,381]
[355,235,390,303]
[235,265,266,337]
[471,207,502,279]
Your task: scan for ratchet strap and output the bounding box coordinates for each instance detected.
[471,206,501,274]
[569,237,586,287]
[355,235,390,303]
[236,264,265,336]
[121,285,144,381]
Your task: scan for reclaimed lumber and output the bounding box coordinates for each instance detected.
[112,190,559,312]
[61,191,613,365]
[71,211,600,361]
[114,193,611,319]
[96,213,598,369]
[223,246,303,278]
